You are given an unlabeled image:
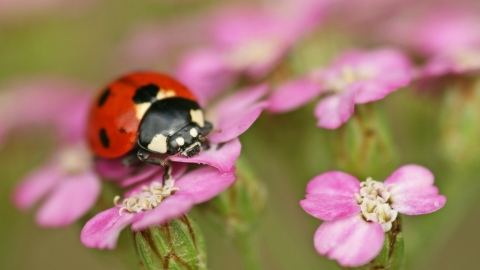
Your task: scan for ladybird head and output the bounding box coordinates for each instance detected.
[167,124,203,156]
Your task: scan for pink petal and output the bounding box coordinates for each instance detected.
[0,78,92,144]
[268,79,323,113]
[81,207,136,250]
[301,196,360,221]
[384,165,435,193]
[209,98,268,143]
[131,195,194,231]
[211,84,268,119]
[175,166,236,203]
[390,193,446,215]
[301,171,360,220]
[306,171,360,196]
[170,138,241,172]
[119,164,164,187]
[94,157,138,181]
[12,162,64,210]
[175,50,236,106]
[207,85,268,143]
[210,5,288,48]
[384,165,446,215]
[314,90,355,129]
[353,78,410,104]
[314,215,384,267]
[35,171,101,227]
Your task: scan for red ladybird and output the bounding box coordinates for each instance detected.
[87,71,213,165]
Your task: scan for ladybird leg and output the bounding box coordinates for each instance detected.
[162,163,172,186]
[200,121,213,136]
[137,148,165,166]
[122,151,142,167]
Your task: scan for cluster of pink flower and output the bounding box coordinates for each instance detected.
[4,0,477,267]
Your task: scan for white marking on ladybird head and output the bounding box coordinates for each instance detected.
[175,137,185,146]
[135,103,152,120]
[190,128,198,137]
[156,89,175,100]
[147,134,168,153]
[190,109,204,127]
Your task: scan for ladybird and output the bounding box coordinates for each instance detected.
[87,71,213,166]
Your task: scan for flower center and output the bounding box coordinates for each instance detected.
[452,49,480,71]
[227,38,281,70]
[354,177,398,232]
[57,143,92,175]
[323,65,376,93]
[115,179,179,215]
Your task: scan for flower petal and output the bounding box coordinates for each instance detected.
[209,85,268,143]
[119,164,164,187]
[389,193,446,215]
[131,195,193,231]
[211,84,267,121]
[170,138,241,172]
[81,207,136,250]
[0,78,92,144]
[35,171,101,227]
[384,165,446,215]
[384,164,435,193]
[301,171,360,220]
[94,157,138,181]
[314,90,355,129]
[314,215,384,267]
[268,79,323,113]
[175,166,236,203]
[208,85,268,144]
[12,162,64,210]
[175,50,236,106]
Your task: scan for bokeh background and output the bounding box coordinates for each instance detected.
[1,0,480,269]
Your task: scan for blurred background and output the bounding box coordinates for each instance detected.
[1,0,480,269]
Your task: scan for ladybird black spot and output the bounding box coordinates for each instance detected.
[133,84,160,104]
[97,88,110,107]
[99,128,110,148]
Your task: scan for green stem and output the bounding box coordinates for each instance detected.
[234,231,262,270]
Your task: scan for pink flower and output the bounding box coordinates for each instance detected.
[414,9,480,76]
[2,79,101,227]
[268,48,412,129]
[176,5,317,103]
[376,5,480,76]
[13,143,101,227]
[300,165,446,267]
[81,166,236,249]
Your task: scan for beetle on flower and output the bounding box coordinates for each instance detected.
[300,165,446,267]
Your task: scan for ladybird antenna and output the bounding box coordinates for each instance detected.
[200,129,222,142]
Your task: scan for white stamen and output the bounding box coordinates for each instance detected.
[115,180,179,215]
[355,177,398,232]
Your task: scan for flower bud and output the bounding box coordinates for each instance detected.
[331,102,397,179]
[199,157,266,269]
[204,157,267,236]
[134,215,207,270]
[439,77,480,164]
